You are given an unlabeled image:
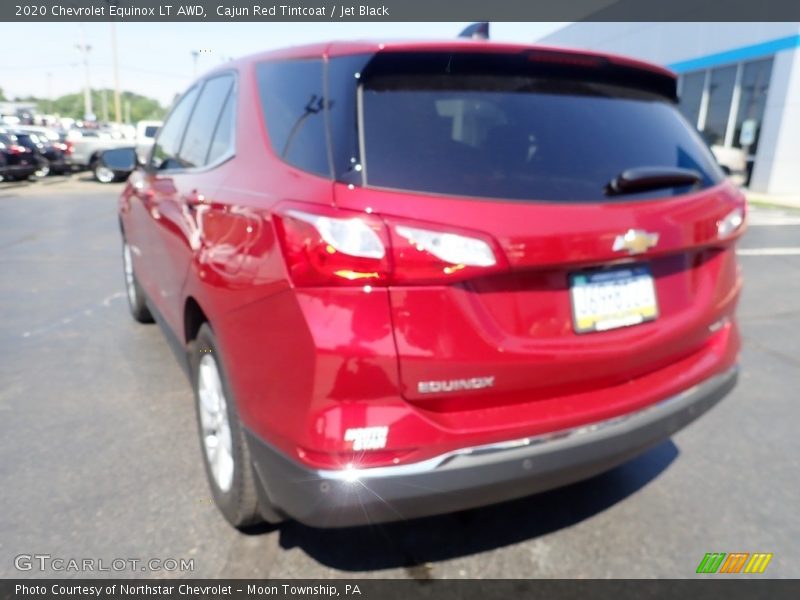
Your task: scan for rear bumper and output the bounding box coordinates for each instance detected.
[0,165,36,178]
[247,365,738,528]
[46,158,68,170]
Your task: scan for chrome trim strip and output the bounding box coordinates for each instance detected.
[317,366,737,481]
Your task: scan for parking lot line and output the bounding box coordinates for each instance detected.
[747,217,800,226]
[737,247,800,256]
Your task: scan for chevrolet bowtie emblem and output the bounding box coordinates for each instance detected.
[612,229,659,254]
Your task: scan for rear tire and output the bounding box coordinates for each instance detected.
[122,238,154,323]
[191,324,275,529]
[33,159,50,179]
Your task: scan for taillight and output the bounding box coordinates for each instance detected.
[52,142,69,152]
[274,208,391,286]
[64,142,74,155]
[273,204,507,287]
[717,206,745,239]
[387,219,502,284]
[8,145,29,154]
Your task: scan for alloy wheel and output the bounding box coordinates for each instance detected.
[95,165,115,183]
[197,354,235,493]
[122,242,137,307]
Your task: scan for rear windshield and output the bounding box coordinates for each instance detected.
[17,133,37,145]
[360,75,723,202]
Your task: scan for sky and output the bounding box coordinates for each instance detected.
[0,22,568,108]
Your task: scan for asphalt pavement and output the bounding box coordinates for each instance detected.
[0,176,797,579]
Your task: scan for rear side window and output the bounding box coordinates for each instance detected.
[206,93,235,165]
[179,74,235,168]
[151,86,199,170]
[143,126,159,138]
[256,59,330,177]
[361,75,724,202]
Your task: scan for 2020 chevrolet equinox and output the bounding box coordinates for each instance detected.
[118,40,744,528]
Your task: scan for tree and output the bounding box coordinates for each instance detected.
[0,87,6,101]
[24,89,166,123]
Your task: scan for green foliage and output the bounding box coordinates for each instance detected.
[33,89,165,123]
[0,87,6,101]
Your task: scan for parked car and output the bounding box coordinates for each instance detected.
[69,123,160,183]
[19,126,73,158]
[94,147,138,183]
[696,131,748,186]
[0,131,38,181]
[0,139,6,179]
[135,120,162,164]
[10,130,69,176]
[118,40,745,529]
[66,128,132,175]
[16,125,62,143]
[710,144,748,187]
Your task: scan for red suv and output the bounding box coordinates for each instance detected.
[118,40,744,529]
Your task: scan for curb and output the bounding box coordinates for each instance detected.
[745,193,800,211]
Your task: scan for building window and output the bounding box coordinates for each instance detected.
[733,58,773,154]
[678,71,705,128]
[678,57,773,154]
[703,65,737,146]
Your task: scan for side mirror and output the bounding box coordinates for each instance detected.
[100,147,138,174]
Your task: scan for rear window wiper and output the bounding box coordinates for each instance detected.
[605,167,701,197]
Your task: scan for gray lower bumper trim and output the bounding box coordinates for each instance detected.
[247,366,738,528]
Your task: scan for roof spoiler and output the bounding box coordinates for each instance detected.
[458,22,490,40]
[360,50,677,101]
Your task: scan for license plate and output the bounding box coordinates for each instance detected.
[570,265,658,333]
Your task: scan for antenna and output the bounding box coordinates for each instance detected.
[458,22,490,40]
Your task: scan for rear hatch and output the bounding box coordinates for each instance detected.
[330,48,745,417]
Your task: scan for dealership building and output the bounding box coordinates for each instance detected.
[539,23,800,195]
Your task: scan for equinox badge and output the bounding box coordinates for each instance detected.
[612,229,659,255]
[418,376,495,394]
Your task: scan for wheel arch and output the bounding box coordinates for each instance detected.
[184,296,209,344]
